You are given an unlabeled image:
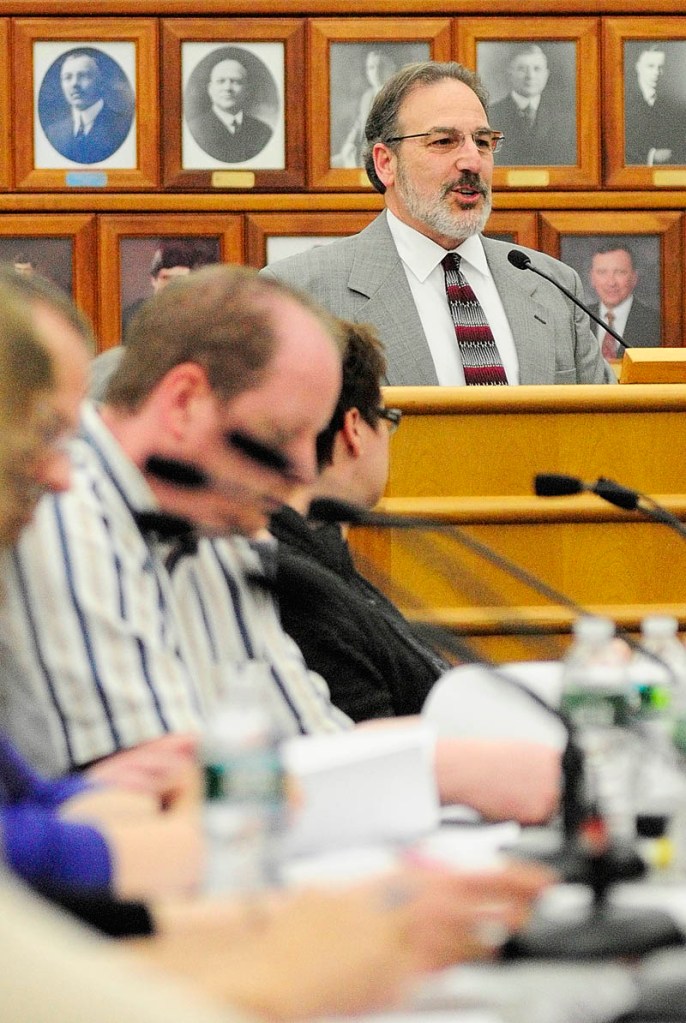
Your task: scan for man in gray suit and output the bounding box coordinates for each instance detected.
[588,244,661,356]
[262,61,613,386]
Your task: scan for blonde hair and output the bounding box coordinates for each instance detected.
[0,285,53,546]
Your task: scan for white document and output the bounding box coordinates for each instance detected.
[282,722,440,857]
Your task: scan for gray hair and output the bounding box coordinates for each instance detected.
[362,61,490,193]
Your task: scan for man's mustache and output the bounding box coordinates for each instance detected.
[442,173,489,199]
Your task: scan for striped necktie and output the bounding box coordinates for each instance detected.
[601,311,618,360]
[442,253,508,386]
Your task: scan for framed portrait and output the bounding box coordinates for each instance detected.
[97,214,244,350]
[603,18,686,188]
[540,212,682,349]
[482,212,538,249]
[161,19,305,190]
[13,19,158,191]
[245,211,379,268]
[308,19,451,191]
[457,18,600,189]
[0,214,97,327]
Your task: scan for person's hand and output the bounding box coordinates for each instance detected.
[379,858,555,970]
[86,733,201,809]
[651,148,673,165]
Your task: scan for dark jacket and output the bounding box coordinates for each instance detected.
[270,506,448,722]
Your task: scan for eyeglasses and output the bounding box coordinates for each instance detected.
[376,407,402,434]
[384,128,505,155]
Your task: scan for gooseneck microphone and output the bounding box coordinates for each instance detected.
[535,472,686,540]
[507,249,630,351]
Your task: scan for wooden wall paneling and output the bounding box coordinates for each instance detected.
[245,210,378,267]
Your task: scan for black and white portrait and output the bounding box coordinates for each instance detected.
[35,42,136,168]
[624,41,686,166]
[329,42,429,169]
[182,42,283,170]
[561,234,661,352]
[0,238,72,294]
[478,40,576,166]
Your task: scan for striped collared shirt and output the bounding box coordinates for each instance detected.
[0,402,350,775]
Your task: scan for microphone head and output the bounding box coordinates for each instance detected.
[308,497,368,525]
[145,455,210,490]
[534,473,585,497]
[507,249,532,271]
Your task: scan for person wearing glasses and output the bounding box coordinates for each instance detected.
[487,44,575,166]
[262,60,612,387]
[270,320,451,723]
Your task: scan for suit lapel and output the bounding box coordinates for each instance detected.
[482,238,555,384]
[347,214,439,385]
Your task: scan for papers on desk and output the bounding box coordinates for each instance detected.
[282,721,440,858]
[422,661,567,750]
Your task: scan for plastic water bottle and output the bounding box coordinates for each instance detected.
[637,615,686,759]
[202,663,287,894]
[560,616,638,844]
[631,616,686,872]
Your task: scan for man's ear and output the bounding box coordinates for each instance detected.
[373,142,396,190]
[340,407,364,458]
[156,362,212,440]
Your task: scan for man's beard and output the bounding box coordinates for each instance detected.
[396,163,492,242]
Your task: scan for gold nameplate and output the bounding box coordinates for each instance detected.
[506,169,551,187]
[653,170,686,187]
[211,171,256,189]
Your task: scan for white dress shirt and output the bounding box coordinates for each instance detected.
[387,210,520,385]
[71,98,104,136]
[595,294,634,342]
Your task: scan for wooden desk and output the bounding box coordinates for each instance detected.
[349,385,686,661]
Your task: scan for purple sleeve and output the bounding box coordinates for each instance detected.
[0,733,93,809]
[1,805,112,891]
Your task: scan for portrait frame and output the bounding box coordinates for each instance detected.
[0,213,97,327]
[0,21,10,189]
[540,211,682,348]
[308,18,452,192]
[245,211,380,269]
[13,18,158,191]
[161,19,305,191]
[457,17,600,190]
[482,211,538,249]
[603,18,686,189]
[97,214,244,350]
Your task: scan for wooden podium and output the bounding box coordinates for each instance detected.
[348,384,686,662]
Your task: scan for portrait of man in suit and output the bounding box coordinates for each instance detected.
[588,244,661,354]
[184,47,278,165]
[38,48,134,165]
[624,42,686,166]
[482,42,576,166]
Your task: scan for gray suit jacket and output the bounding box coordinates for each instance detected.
[261,212,614,386]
